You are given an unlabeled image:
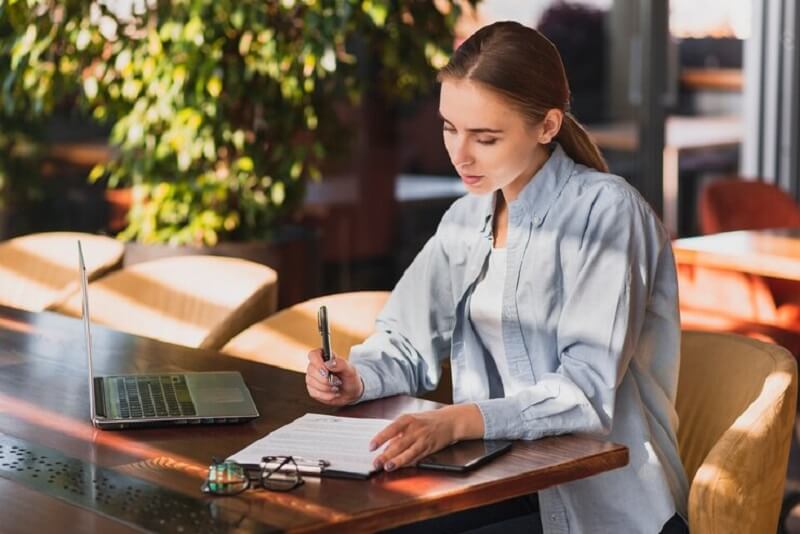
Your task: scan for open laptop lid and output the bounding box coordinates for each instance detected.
[77,241,259,429]
[78,241,98,424]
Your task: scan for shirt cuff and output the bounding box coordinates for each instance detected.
[475,397,531,440]
[351,361,384,402]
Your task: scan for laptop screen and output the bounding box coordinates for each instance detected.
[78,241,97,423]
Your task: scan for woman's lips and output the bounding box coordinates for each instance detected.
[460,174,483,185]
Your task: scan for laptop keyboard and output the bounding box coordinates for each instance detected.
[112,376,197,419]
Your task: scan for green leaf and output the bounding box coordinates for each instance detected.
[232,130,245,150]
[236,156,254,172]
[83,76,98,100]
[0,0,460,245]
[239,31,253,56]
[88,164,106,183]
[320,47,336,72]
[289,161,302,179]
[184,16,204,46]
[271,182,285,206]
[206,75,222,97]
[147,31,163,56]
[362,0,388,27]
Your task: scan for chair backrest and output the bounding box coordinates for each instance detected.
[677,331,797,533]
[54,255,278,349]
[223,290,454,404]
[699,178,800,234]
[0,232,124,312]
[222,291,390,372]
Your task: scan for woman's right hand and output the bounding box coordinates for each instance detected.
[305,349,364,406]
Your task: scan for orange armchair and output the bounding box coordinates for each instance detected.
[699,178,800,235]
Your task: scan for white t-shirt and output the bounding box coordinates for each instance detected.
[469,247,521,397]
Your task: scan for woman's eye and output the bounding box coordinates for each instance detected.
[477,138,497,145]
[442,126,456,134]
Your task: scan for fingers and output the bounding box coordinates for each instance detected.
[306,349,342,384]
[373,427,432,471]
[383,440,427,471]
[306,362,342,388]
[307,348,324,364]
[305,365,341,391]
[306,349,360,405]
[305,373,341,402]
[309,348,343,366]
[369,416,411,452]
[374,432,414,469]
[308,349,346,377]
[323,354,345,374]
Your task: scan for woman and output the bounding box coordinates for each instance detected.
[305,21,688,534]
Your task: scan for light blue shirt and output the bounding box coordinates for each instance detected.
[349,144,689,533]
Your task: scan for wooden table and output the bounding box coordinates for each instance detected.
[588,115,742,236]
[673,228,800,281]
[0,306,628,532]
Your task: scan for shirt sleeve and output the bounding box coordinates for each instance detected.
[475,190,669,440]
[349,217,458,402]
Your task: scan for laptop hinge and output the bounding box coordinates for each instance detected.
[94,377,107,418]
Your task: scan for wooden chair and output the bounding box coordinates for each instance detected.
[222,291,454,403]
[55,255,277,349]
[677,331,797,532]
[0,232,124,312]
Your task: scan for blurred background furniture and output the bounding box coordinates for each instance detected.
[222,291,453,403]
[676,228,800,354]
[0,232,123,312]
[699,178,800,234]
[677,331,797,533]
[699,179,800,327]
[588,115,742,236]
[677,177,800,335]
[55,255,277,349]
[222,291,389,372]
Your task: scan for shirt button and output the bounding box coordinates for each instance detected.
[533,216,542,224]
[550,514,558,521]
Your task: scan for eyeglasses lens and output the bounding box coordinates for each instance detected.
[261,456,304,492]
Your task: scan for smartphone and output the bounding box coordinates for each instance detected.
[417,440,512,473]
[317,306,333,380]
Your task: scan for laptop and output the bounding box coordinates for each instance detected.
[78,241,259,430]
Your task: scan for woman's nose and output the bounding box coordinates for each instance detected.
[450,138,473,168]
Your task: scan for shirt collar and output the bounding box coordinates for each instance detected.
[479,143,576,235]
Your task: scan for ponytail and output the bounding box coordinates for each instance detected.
[556,113,608,173]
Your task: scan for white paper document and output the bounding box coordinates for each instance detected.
[228,413,392,477]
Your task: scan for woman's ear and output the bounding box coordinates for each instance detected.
[538,109,563,144]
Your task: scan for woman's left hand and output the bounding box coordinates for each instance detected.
[370,404,485,472]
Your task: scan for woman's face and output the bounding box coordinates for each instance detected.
[440,79,549,200]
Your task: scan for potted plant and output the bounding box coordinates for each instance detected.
[0,0,469,306]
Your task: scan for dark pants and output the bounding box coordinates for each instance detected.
[384,495,689,534]
[384,494,541,534]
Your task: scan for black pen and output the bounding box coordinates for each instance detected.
[317,305,335,384]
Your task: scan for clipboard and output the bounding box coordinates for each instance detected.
[227,413,391,479]
[259,456,375,480]
[236,456,378,480]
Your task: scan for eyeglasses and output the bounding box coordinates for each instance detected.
[201,456,304,496]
